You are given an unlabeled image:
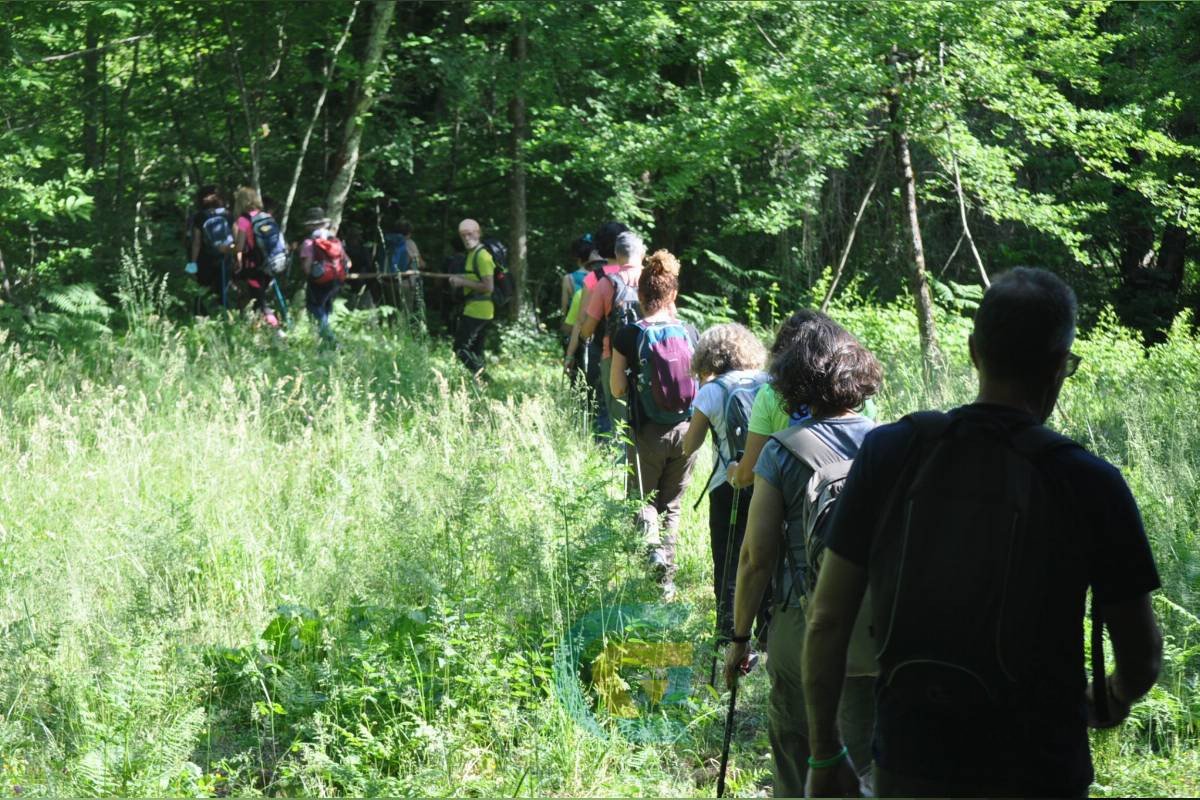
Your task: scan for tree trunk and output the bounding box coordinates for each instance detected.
[111,38,141,214]
[227,32,261,198]
[280,1,359,234]
[1158,224,1189,292]
[507,13,529,320]
[325,0,396,232]
[81,15,101,174]
[888,57,945,399]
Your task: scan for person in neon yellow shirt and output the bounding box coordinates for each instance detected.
[449,218,494,377]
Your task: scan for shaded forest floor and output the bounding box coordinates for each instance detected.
[0,295,1198,796]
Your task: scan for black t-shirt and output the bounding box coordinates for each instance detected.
[612,318,698,424]
[826,403,1160,794]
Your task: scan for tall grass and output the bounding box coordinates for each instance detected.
[0,280,1197,796]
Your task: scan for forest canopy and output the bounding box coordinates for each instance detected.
[1,0,1197,342]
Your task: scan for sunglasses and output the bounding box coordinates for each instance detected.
[1065,351,1082,378]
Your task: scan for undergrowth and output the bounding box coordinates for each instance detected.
[0,268,1196,796]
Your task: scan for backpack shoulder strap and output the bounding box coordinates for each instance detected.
[770,424,844,474]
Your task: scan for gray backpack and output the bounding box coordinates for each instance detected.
[772,424,878,677]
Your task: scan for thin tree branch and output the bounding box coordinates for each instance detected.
[821,145,886,313]
[938,230,966,276]
[753,20,784,57]
[281,1,360,233]
[35,34,153,63]
[939,41,989,288]
[226,27,261,197]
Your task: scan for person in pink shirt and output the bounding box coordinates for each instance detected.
[575,229,645,433]
[232,186,281,329]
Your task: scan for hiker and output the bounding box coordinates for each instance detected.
[561,235,595,390]
[232,186,282,329]
[610,248,699,601]
[186,185,235,311]
[579,227,643,435]
[297,207,349,343]
[681,323,772,648]
[379,217,425,318]
[723,314,882,799]
[564,221,628,436]
[802,267,1163,798]
[449,218,495,377]
[341,223,376,309]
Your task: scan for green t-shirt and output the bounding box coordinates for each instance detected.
[748,383,792,435]
[748,383,878,435]
[463,247,495,321]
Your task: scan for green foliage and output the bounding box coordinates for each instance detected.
[0,292,1198,796]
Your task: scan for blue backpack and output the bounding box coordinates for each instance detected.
[381,233,411,274]
[249,212,288,275]
[633,320,697,427]
[200,209,234,257]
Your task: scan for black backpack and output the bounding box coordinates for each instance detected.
[772,424,878,677]
[868,412,1085,708]
[604,271,642,342]
[467,239,514,308]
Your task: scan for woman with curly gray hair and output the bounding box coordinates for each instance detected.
[682,323,772,649]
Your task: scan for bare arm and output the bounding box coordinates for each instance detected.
[682,411,711,459]
[728,432,769,489]
[611,348,628,398]
[233,226,246,271]
[722,477,782,686]
[578,309,600,342]
[561,275,574,316]
[1095,592,1162,725]
[803,550,869,757]
[454,273,493,294]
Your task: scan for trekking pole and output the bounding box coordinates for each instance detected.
[272,279,289,326]
[717,677,738,798]
[711,486,742,687]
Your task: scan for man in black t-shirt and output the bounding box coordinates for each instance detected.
[802,268,1163,798]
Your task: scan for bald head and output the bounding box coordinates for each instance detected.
[458,219,482,250]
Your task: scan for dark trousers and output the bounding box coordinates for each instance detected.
[194,256,228,312]
[306,280,341,332]
[454,315,490,373]
[709,482,770,643]
[582,338,610,434]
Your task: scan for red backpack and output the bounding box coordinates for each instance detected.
[310,236,347,285]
